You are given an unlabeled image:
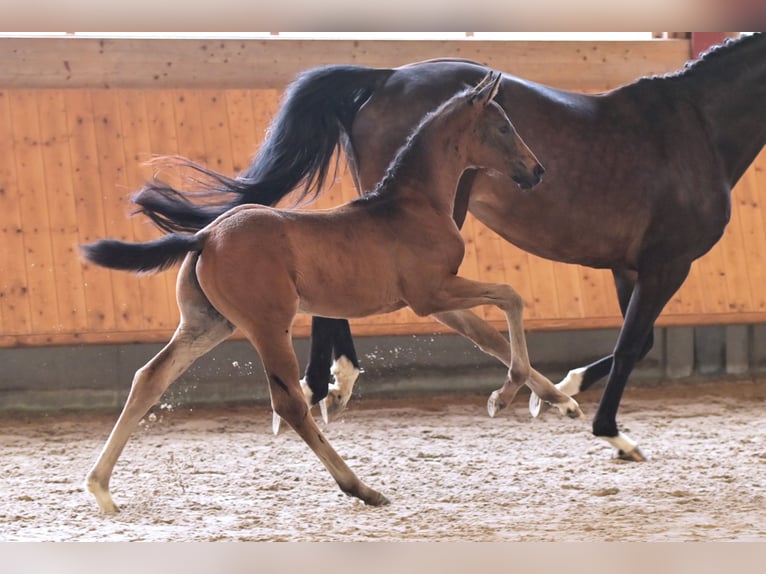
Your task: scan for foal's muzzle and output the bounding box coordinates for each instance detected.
[513,163,545,190]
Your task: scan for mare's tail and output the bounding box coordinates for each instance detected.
[134,65,395,233]
[81,234,204,274]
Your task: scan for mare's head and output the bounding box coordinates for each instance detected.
[457,72,544,190]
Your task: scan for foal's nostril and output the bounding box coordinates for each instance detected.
[534,163,545,179]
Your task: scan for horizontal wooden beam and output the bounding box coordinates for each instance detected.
[3,311,766,349]
[0,37,691,91]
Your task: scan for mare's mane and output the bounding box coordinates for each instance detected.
[638,33,760,86]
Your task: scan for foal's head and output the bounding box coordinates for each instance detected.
[453,72,544,190]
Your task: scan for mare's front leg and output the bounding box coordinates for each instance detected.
[299,317,361,424]
[86,256,235,513]
[432,309,581,418]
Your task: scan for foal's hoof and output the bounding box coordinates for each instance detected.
[528,392,543,418]
[365,492,391,506]
[556,399,583,419]
[272,411,284,436]
[616,445,647,462]
[487,390,507,418]
[86,477,120,514]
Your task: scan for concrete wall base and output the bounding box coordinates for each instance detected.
[1,324,764,414]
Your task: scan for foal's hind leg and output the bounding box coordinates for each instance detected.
[242,321,389,506]
[432,309,581,418]
[86,257,235,513]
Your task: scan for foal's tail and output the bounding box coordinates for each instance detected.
[134,65,395,234]
[81,234,204,274]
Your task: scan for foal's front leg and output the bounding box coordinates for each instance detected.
[416,276,580,418]
[432,309,581,418]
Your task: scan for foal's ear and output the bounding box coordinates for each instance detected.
[469,72,502,106]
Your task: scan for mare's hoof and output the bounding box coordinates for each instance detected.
[321,390,350,423]
[487,390,506,418]
[617,446,647,462]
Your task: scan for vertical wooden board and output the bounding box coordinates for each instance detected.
[754,150,766,240]
[338,166,360,203]
[693,239,729,314]
[250,89,284,203]
[735,154,766,311]
[90,90,144,331]
[117,90,175,331]
[250,89,280,141]
[144,90,183,323]
[551,262,585,319]
[577,265,619,321]
[224,90,258,173]
[523,254,559,321]
[664,261,705,316]
[64,90,116,332]
[9,90,60,333]
[717,200,753,313]
[496,243,535,322]
[472,219,510,322]
[199,90,235,176]
[457,213,483,281]
[173,90,208,164]
[36,90,89,334]
[0,90,32,334]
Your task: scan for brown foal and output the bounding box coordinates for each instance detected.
[81,73,579,511]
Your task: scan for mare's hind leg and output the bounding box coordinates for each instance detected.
[243,321,388,506]
[86,256,235,513]
[432,310,581,418]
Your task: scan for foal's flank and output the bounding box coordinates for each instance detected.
[81,72,577,511]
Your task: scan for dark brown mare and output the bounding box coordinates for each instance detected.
[133,33,766,461]
[81,74,581,512]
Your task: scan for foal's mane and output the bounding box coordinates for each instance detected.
[356,88,474,203]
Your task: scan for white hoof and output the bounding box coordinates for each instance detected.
[487,390,503,418]
[528,392,543,418]
[272,411,283,436]
[323,356,360,421]
[556,367,586,396]
[604,431,646,461]
[554,397,583,419]
[319,397,329,425]
[299,378,313,406]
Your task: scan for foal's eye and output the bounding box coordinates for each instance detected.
[498,124,510,134]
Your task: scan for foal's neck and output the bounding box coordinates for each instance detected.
[376,112,472,214]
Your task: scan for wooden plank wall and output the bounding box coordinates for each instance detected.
[1,37,765,347]
[1,85,765,348]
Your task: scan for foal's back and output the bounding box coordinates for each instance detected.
[198,184,462,320]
